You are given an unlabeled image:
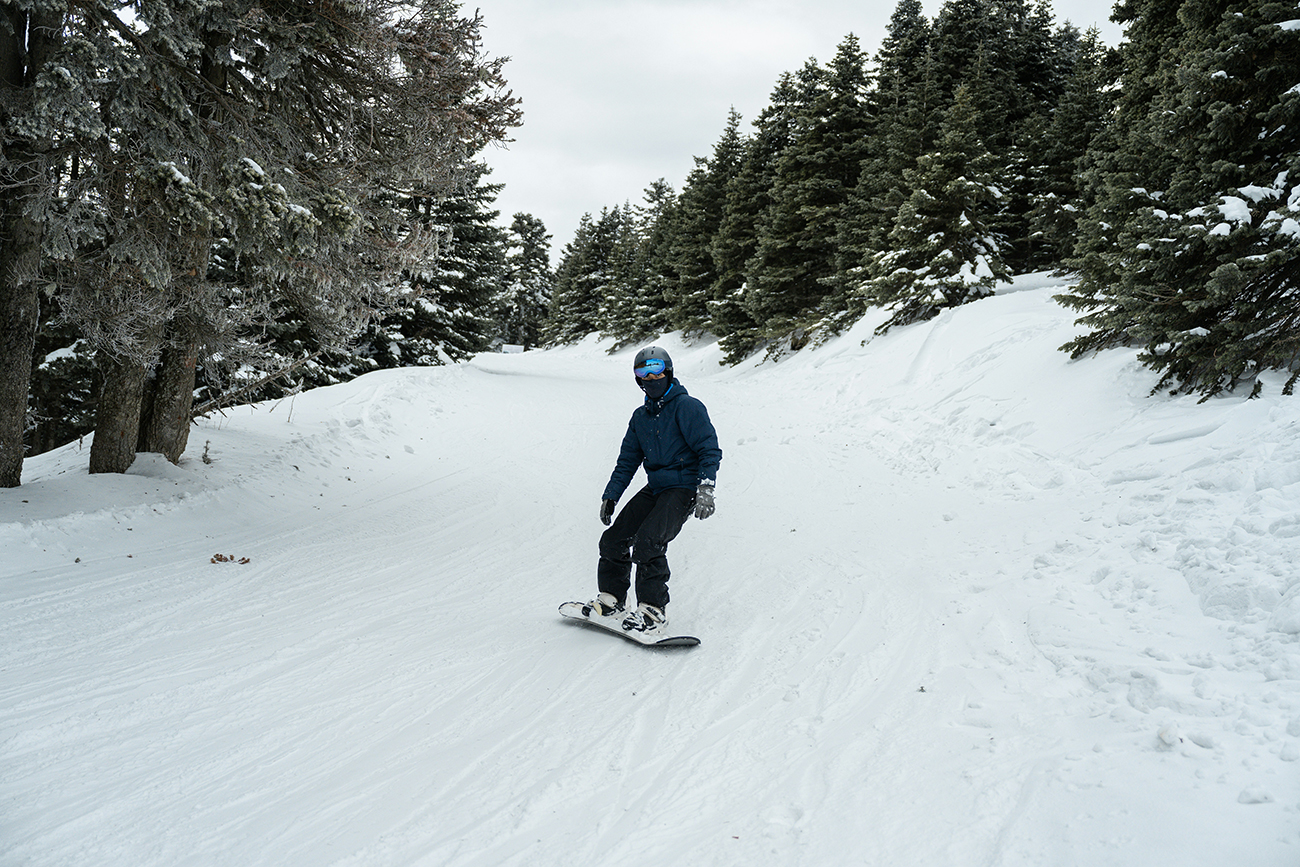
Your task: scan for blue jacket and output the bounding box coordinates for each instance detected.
[602,381,722,502]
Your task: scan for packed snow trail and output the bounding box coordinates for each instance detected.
[3,277,1298,866]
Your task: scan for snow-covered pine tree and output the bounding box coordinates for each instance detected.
[920,0,1080,274]
[546,209,637,346]
[1026,28,1114,268]
[44,3,227,475]
[544,216,596,345]
[600,181,677,347]
[23,0,520,476]
[929,0,1004,108]
[856,80,1011,331]
[838,0,936,275]
[664,109,744,337]
[1060,0,1300,398]
[494,213,554,350]
[710,75,803,363]
[744,36,873,346]
[1061,0,1185,322]
[359,163,508,368]
[988,6,1083,272]
[180,1,517,451]
[594,204,648,345]
[208,158,512,398]
[0,1,67,485]
[634,179,680,342]
[26,310,98,459]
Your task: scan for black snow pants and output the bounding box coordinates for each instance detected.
[597,485,695,611]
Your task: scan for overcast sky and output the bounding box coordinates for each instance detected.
[473,1,1124,251]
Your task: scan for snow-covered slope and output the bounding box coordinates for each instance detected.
[4,275,1299,866]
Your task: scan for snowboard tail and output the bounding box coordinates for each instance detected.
[558,602,700,647]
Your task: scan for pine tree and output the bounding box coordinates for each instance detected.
[494,213,553,350]
[994,1,1076,139]
[360,163,508,368]
[546,208,633,345]
[1062,0,1185,313]
[545,216,596,345]
[602,180,676,347]
[26,307,98,458]
[744,36,873,345]
[637,179,680,341]
[870,0,934,120]
[839,0,936,275]
[710,75,802,363]
[0,1,65,485]
[18,0,521,476]
[922,0,1076,274]
[930,0,1003,105]
[664,109,744,336]
[1026,28,1113,267]
[990,5,1084,271]
[596,203,647,344]
[1060,0,1300,398]
[857,81,1011,330]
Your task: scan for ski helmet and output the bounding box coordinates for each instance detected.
[633,346,673,379]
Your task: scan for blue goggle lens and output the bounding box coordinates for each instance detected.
[635,359,667,378]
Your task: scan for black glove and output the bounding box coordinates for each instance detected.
[600,499,616,526]
[693,483,715,520]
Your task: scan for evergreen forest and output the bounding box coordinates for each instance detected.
[2,0,537,485]
[3,0,1299,488]
[549,0,1300,395]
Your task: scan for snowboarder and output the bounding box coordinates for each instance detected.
[586,346,722,637]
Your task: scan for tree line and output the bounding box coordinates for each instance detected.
[545,0,1300,397]
[8,0,1298,487]
[1,0,529,486]
[24,157,556,463]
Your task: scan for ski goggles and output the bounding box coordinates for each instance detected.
[634,358,668,378]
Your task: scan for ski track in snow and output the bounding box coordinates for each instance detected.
[2,276,1299,866]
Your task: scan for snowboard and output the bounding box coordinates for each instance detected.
[558,602,700,647]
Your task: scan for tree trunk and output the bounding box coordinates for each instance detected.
[0,7,58,487]
[133,37,223,466]
[89,352,150,474]
[138,329,200,463]
[0,250,41,487]
[0,157,42,485]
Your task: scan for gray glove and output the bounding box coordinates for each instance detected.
[693,482,715,520]
[600,499,616,526]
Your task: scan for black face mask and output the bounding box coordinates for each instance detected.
[637,373,673,401]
